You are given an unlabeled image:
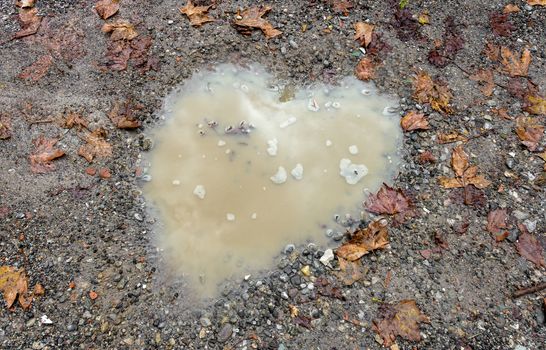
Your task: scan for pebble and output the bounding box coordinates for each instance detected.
[134,213,143,221]
[505,158,515,169]
[289,40,298,49]
[217,324,233,343]
[270,166,288,184]
[67,324,77,331]
[506,230,519,243]
[319,249,334,265]
[523,219,537,232]
[200,317,212,327]
[513,210,529,220]
[283,244,295,254]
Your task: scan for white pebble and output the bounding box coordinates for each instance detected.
[270,166,287,184]
[193,185,206,199]
[267,138,278,156]
[348,145,359,155]
[291,164,303,180]
[226,213,235,221]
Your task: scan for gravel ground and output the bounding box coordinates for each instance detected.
[0,0,545,349]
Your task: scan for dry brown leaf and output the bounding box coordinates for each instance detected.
[516,231,545,267]
[14,7,42,39]
[16,0,35,8]
[179,0,214,27]
[331,0,353,14]
[29,136,65,173]
[524,95,546,115]
[439,145,491,189]
[354,22,374,47]
[18,55,53,81]
[372,300,430,347]
[437,132,468,144]
[33,283,45,296]
[491,108,513,120]
[470,69,495,97]
[78,128,113,163]
[527,0,546,6]
[500,47,531,77]
[412,71,453,114]
[365,184,413,221]
[451,144,468,177]
[0,115,12,140]
[63,112,89,130]
[95,0,120,20]
[484,42,500,62]
[515,116,544,151]
[503,4,520,13]
[233,5,282,39]
[336,257,367,286]
[0,266,31,310]
[354,57,375,81]
[486,209,508,234]
[102,20,138,41]
[400,111,429,131]
[336,220,389,261]
[108,100,142,129]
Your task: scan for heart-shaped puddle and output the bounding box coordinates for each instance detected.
[144,64,401,296]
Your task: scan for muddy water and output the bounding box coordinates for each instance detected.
[144,65,401,296]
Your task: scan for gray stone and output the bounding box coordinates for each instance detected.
[217,324,233,343]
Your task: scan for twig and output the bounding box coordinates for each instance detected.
[513,282,546,298]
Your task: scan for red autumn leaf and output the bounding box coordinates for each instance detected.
[29,136,65,173]
[95,0,119,20]
[490,13,514,37]
[486,209,508,234]
[14,7,42,39]
[515,116,544,151]
[516,231,545,267]
[400,111,429,131]
[354,57,375,81]
[336,220,389,261]
[372,300,430,347]
[365,184,413,217]
[18,55,53,81]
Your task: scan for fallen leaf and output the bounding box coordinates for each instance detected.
[63,112,89,130]
[37,20,86,62]
[417,151,436,164]
[524,95,546,115]
[95,0,119,20]
[331,0,353,15]
[14,8,42,39]
[294,315,313,329]
[486,209,508,234]
[315,277,345,300]
[0,266,31,310]
[439,145,491,189]
[179,0,214,27]
[288,304,299,317]
[516,231,545,267]
[336,257,366,286]
[108,100,142,129]
[490,13,514,37]
[0,115,12,140]
[33,283,45,296]
[372,300,430,347]
[393,8,420,42]
[500,47,531,77]
[336,220,389,261]
[18,55,53,81]
[418,12,430,25]
[16,0,36,8]
[515,116,544,151]
[412,71,453,114]
[365,184,413,221]
[491,108,513,120]
[99,167,112,179]
[451,144,468,177]
[103,40,132,71]
[78,128,113,163]
[354,22,374,47]
[102,20,138,41]
[484,42,500,61]
[354,57,375,81]
[527,0,546,6]
[400,111,429,131]
[470,69,495,97]
[233,6,282,39]
[29,136,65,173]
[503,4,520,13]
[427,17,464,68]
[437,132,468,144]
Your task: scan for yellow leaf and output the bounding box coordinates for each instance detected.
[500,47,531,77]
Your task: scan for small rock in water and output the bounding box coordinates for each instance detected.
[326,140,333,147]
[193,185,206,199]
[332,101,341,109]
[172,179,181,186]
[279,116,297,128]
[226,213,235,221]
[284,244,295,254]
[339,159,368,185]
[319,249,334,266]
[291,164,303,180]
[251,213,257,219]
[270,166,287,184]
[348,145,359,155]
[217,140,226,147]
[307,98,319,112]
[267,138,278,156]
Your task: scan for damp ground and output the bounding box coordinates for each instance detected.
[0,1,545,349]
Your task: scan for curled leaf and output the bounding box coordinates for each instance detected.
[233,6,282,39]
[108,100,142,129]
[14,7,42,39]
[365,184,413,219]
[372,300,430,347]
[29,136,65,173]
[95,0,119,20]
[400,111,429,131]
[336,220,389,261]
[354,57,375,81]
[515,116,544,151]
[179,0,214,27]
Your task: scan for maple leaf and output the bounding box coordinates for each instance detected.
[354,57,375,81]
[516,227,545,267]
[29,136,65,173]
[336,257,366,286]
[527,0,546,5]
[354,22,374,48]
[103,40,132,71]
[412,71,453,114]
[0,115,12,140]
[14,7,42,39]
[470,69,495,97]
[428,16,464,68]
[18,55,53,81]
[524,95,546,115]
[365,184,413,222]
[233,6,282,39]
[393,8,420,42]
[336,220,389,261]
[486,209,508,234]
[400,111,429,131]
[102,20,138,41]
[515,116,544,151]
[490,13,514,37]
[108,100,142,129]
[438,145,491,189]
[0,266,32,310]
[331,0,353,15]
[78,128,113,163]
[372,300,430,347]
[95,0,119,20]
[63,112,89,130]
[179,0,214,27]
[500,47,531,77]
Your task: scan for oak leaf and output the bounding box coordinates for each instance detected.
[0,115,12,140]
[336,220,389,262]
[470,69,495,97]
[412,71,453,114]
[14,7,42,39]
[179,0,214,27]
[78,128,113,163]
[102,20,138,41]
[0,266,31,310]
[233,6,282,39]
[18,55,53,81]
[29,136,65,173]
[354,57,375,81]
[486,209,508,234]
[95,0,119,20]
[354,22,374,48]
[500,47,531,77]
[372,300,430,347]
[400,111,429,131]
[515,116,544,151]
[516,230,545,267]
